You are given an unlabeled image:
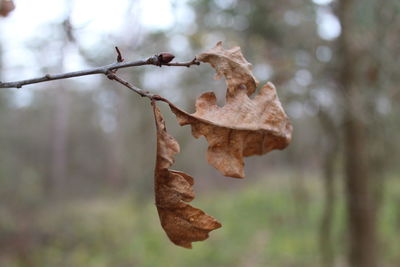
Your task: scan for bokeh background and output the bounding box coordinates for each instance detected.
[0,0,399,266]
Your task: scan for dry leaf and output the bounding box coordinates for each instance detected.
[168,42,292,178]
[0,0,15,17]
[152,102,221,248]
[197,41,259,98]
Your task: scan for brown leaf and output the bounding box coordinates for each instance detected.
[197,41,259,98]
[152,102,221,248]
[169,42,292,178]
[0,0,15,17]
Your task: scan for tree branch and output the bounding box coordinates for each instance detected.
[0,53,200,90]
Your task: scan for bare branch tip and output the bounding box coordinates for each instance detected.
[115,46,124,63]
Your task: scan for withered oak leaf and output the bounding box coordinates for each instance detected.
[168,42,292,178]
[152,101,221,248]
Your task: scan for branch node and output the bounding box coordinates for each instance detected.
[192,57,200,66]
[151,95,165,101]
[147,56,159,65]
[105,70,114,80]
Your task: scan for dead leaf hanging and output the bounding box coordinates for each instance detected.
[152,101,221,248]
[168,42,293,178]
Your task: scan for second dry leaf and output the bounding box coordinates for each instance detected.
[152,102,221,249]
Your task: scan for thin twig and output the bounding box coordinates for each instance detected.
[163,57,200,67]
[115,46,124,63]
[0,55,200,89]
[105,71,165,101]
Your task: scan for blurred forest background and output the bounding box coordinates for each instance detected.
[0,0,399,266]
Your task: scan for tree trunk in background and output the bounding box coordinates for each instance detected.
[51,84,68,196]
[319,152,336,267]
[338,0,377,266]
[107,89,124,187]
[318,111,339,267]
[49,17,72,196]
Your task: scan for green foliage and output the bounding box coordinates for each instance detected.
[1,174,399,267]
